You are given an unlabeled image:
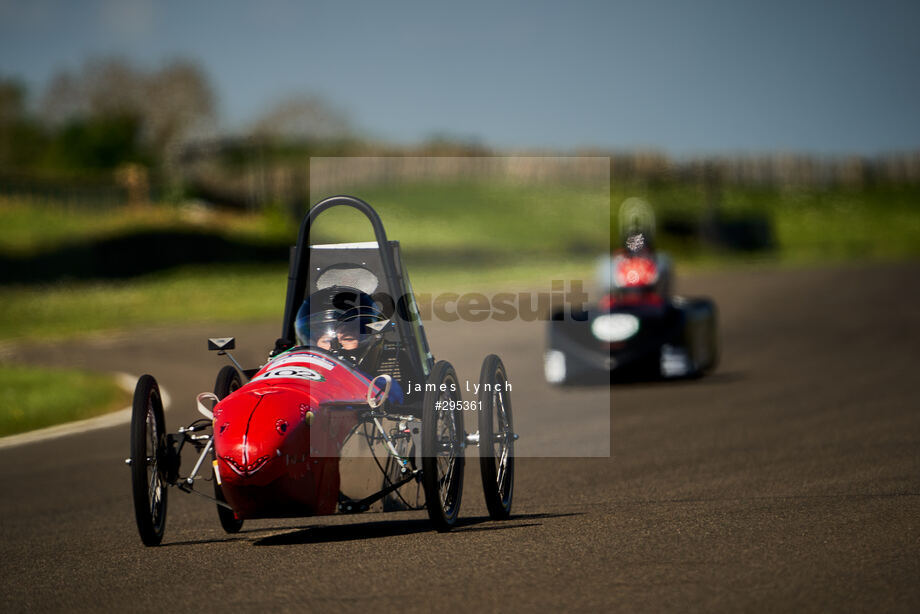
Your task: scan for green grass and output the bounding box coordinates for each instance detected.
[3,178,914,435]
[0,197,294,256]
[0,256,601,343]
[0,181,611,259]
[0,365,130,437]
[772,187,920,263]
[7,180,916,264]
[608,181,920,263]
[309,180,611,256]
[1,180,918,344]
[0,264,288,341]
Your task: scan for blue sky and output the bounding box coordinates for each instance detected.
[1,0,918,155]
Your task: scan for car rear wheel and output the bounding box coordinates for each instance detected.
[212,365,244,534]
[130,374,168,546]
[478,354,514,520]
[422,361,465,531]
[679,298,719,376]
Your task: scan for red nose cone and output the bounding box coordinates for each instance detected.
[209,349,371,519]
[213,389,306,486]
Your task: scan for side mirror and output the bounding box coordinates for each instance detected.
[208,337,236,351]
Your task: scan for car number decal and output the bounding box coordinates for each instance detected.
[267,354,335,371]
[252,366,326,382]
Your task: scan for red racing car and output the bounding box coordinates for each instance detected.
[127,195,516,546]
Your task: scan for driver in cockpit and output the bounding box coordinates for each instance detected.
[293,286,404,404]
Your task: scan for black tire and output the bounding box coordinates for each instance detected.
[683,298,719,375]
[421,361,465,531]
[704,303,720,373]
[130,374,168,546]
[477,355,514,520]
[213,365,244,534]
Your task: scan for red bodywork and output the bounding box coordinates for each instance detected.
[601,253,663,312]
[212,350,374,519]
[614,255,658,288]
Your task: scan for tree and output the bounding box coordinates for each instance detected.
[0,78,26,123]
[250,94,351,142]
[0,78,48,168]
[143,60,215,160]
[37,57,215,169]
[0,78,27,166]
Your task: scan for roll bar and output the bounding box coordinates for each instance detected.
[280,195,428,382]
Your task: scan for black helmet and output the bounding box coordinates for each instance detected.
[294,286,388,363]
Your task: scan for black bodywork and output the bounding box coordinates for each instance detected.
[546,297,718,384]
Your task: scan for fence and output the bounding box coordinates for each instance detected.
[3,149,919,212]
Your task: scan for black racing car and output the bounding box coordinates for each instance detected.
[545,201,718,384]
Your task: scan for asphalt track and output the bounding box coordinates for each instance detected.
[1,263,918,612]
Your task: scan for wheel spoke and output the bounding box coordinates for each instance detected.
[147,459,159,502]
[437,392,459,510]
[496,444,508,489]
[436,454,449,476]
[144,397,163,523]
[440,456,455,507]
[150,479,160,518]
[496,389,507,429]
[146,403,156,452]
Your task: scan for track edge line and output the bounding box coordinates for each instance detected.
[0,372,173,450]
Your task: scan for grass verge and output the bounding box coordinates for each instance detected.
[0,197,293,256]
[0,256,601,343]
[1,181,918,344]
[0,365,130,437]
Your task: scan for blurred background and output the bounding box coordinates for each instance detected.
[1,0,918,434]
